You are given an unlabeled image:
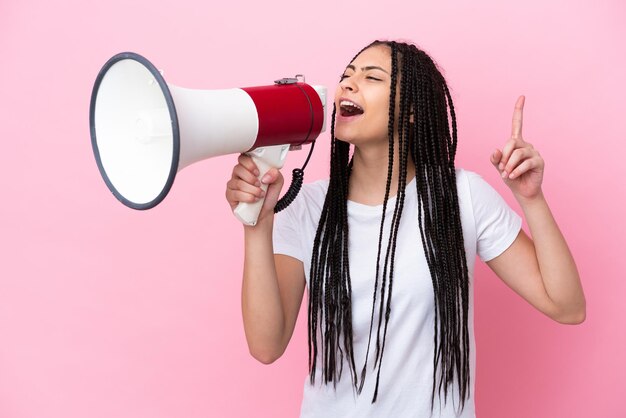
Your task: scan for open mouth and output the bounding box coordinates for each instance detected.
[339,100,364,117]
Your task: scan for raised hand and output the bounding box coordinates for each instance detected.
[490,95,545,201]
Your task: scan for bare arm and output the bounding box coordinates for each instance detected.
[486,193,586,324]
[488,95,586,324]
[226,155,305,364]
[518,191,585,322]
[241,219,305,363]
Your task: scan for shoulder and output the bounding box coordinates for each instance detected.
[454,167,481,185]
[277,177,329,219]
[453,167,514,226]
[454,167,499,200]
[273,178,328,250]
[301,177,330,198]
[453,167,478,200]
[296,178,329,208]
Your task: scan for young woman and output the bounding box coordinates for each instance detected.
[225,40,586,418]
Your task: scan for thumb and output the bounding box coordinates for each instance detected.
[490,148,502,170]
[260,168,284,210]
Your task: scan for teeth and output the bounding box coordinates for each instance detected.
[340,100,363,111]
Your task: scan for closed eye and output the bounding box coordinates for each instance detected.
[339,73,382,81]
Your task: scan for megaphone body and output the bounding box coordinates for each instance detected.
[90,52,327,225]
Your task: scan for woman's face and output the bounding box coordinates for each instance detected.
[334,44,392,147]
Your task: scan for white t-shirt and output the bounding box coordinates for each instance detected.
[272,168,522,418]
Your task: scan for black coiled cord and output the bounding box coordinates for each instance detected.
[273,139,315,214]
[274,168,304,213]
[272,80,318,214]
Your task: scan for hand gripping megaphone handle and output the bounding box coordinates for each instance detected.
[233,144,291,226]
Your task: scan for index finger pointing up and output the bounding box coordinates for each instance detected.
[511,95,525,139]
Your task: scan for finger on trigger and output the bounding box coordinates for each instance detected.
[227,177,260,195]
[234,164,261,187]
[236,190,263,203]
[238,153,260,176]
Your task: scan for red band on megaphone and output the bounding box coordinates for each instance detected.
[242,83,324,151]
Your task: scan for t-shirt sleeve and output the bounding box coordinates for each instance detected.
[466,171,523,262]
[272,202,303,262]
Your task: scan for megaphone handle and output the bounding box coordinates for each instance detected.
[233,144,290,226]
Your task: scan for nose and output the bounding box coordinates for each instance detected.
[339,76,357,92]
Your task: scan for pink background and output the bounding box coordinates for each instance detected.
[1,1,624,417]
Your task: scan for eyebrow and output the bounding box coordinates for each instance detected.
[346,64,389,74]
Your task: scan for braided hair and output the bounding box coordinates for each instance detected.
[308,40,471,415]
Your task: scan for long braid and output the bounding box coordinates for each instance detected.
[343,43,397,395]
[308,40,471,415]
[411,45,470,413]
[371,42,412,402]
[369,41,397,373]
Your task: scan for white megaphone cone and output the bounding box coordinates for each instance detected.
[89,52,327,226]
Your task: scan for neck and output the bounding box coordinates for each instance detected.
[347,139,416,205]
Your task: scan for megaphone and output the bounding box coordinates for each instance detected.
[89,52,327,226]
